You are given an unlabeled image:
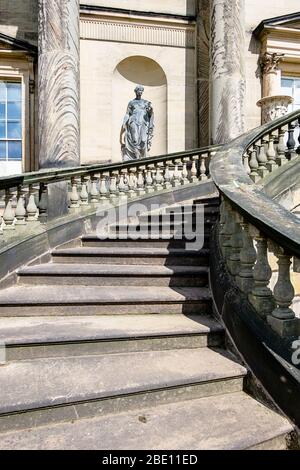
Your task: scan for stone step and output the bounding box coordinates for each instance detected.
[52,247,210,266]
[0,285,212,316]
[18,264,209,287]
[0,391,291,450]
[0,348,246,432]
[164,204,219,214]
[0,314,224,361]
[193,196,220,205]
[108,223,213,235]
[138,212,218,224]
[81,234,209,249]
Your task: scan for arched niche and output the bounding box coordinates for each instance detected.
[112,56,167,162]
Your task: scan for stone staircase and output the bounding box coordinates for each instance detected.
[0,195,294,449]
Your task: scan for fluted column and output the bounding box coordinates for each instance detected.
[38,0,80,168]
[210,0,246,144]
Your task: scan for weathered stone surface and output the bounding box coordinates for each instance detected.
[0,348,246,414]
[0,392,292,450]
[38,0,80,168]
[210,0,246,143]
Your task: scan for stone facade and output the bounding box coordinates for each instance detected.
[0,0,300,172]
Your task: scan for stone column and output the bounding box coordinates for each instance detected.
[196,0,211,147]
[38,0,80,169]
[38,0,80,219]
[210,0,246,144]
[257,53,293,124]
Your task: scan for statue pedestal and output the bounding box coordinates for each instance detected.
[257,95,294,124]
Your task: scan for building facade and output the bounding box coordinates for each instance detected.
[0,0,299,176]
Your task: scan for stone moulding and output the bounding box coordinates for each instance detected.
[80,18,195,48]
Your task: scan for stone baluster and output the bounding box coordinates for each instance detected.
[199,155,208,181]
[2,188,15,230]
[90,174,99,204]
[70,177,80,208]
[80,176,89,205]
[181,159,189,185]
[15,185,27,226]
[287,121,297,160]
[267,245,298,337]
[26,185,39,222]
[243,152,251,176]
[227,212,243,276]
[276,126,288,166]
[257,141,268,178]
[109,171,118,202]
[190,156,198,183]
[144,166,153,194]
[99,172,109,202]
[159,163,165,187]
[172,161,181,188]
[38,183,48,222]
[222,202,236,260]
[137,167,146,196]
[164,162,172,189]
[235,215,256,294]
[249,148,260,183]
[128,168,137,198]
[118,171,127,201]
[266,133,278,172]
[248,227,274,317]
[154,164,163,191]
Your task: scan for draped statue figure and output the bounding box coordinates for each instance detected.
[121,85,154,161]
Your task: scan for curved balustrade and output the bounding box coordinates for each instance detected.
[211,109,300,338]
[0,145,220,237]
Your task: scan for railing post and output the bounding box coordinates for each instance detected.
[287,121,297,160]
[276,127,288,166]
[227,212,243,276]
[267,244,299,337]
[2,189,15,230]
[15,185,27,226]
[266,133,278,172]
[137,167,146,196]
[26,185,38,222]
[164,162,172,189]
[70,177,80,209]
[236,215,256,294]
[249,148,260,183]
[248,227,275,317]
[80,176,89,205]
[38,183,48,222]
[90,174,99,204]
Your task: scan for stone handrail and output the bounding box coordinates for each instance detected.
[210,109,300,338]
[0,144,220,233]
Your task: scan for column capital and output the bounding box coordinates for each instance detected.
[259,52,285,76]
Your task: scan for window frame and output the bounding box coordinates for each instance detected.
[281,75,300,112]
[0,79,23,162]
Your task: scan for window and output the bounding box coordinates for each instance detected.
[0,81,22,162]
[281,77,300,112]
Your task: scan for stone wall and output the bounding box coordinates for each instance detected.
[0,0,38,45]
[244,0,300,130]
[82,0,196,17]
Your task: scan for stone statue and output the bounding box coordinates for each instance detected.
[121,85,154,160]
